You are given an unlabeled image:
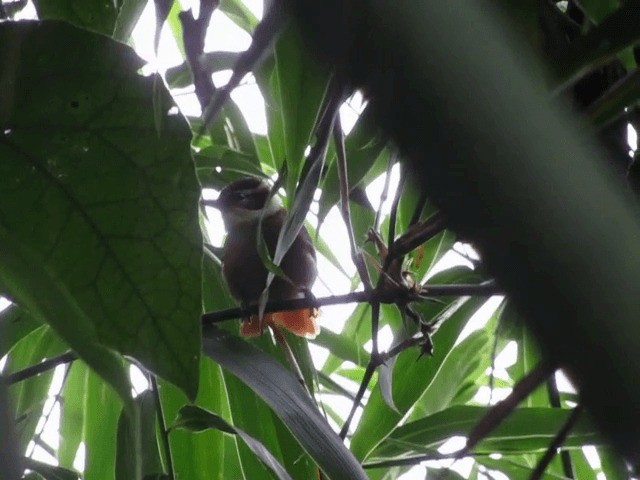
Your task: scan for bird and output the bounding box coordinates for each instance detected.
[215,176,319,338]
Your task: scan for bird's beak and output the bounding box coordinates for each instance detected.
[201,198,221,209]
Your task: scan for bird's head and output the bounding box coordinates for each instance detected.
[216,177,282,230]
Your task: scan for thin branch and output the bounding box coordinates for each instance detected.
[363,452,490,469]
[334,114,373,291]
[460,361,556,458]
[547,373,576,479]
[199,2,285,133]
[394,211,448,258]
[271,325,311,396]
[408,189,429,228]
[529,404,584,480]
[3,351,77,385]
[338,359,376,439]
[373,153,396,231]
[201,282,502,325]
[387,159,405,254]
[179,0,219,110]
[151,375,175,480]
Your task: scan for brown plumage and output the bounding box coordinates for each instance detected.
[217,177,319,337]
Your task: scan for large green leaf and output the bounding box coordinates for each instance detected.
[0,304,41,358]
[255,23,330,196]
[31,0,121,35]
[0,21,202,400]
[372,405,600,459]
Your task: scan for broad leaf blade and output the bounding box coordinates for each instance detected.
[31,0,119,35]
[0,304,41,358]
[0,21,202,400]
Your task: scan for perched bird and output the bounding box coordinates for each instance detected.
[216,177,319,337]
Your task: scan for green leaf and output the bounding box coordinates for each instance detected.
[349,296,486,460]
[202,324,369,480]
[219,0,259,33]
[116,390,164,480]
[478,456,572,480]
[321,302,371,374]
[0,381,22,480]
[580,0,619,23]
[195,144,265,190]
[158,357,235,480]
[0,21,202,400]
[6,326,67,454]
[372,405,600,459]
[256,23,331,193]
[113,0,148,42]
[78,363,124,480]
[172,405,294,480]
[409,329,492,420]
[23,458,81,480]
[558,3,640,84]
[31,0,119,35]
[318,105,386,224]
[0,304,41,358]
[311,327,370,369]
[58,361,85,469]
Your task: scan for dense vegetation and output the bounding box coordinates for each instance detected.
[1,0,639,479]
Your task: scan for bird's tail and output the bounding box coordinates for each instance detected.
[240,308,320,338]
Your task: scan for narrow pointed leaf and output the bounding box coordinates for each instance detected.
[372,405,601,459]
[116,390,164,480]
[173,405,294,480]
[203,324,369,480]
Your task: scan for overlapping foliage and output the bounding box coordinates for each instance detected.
[0,0,639,479]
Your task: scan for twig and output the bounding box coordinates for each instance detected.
[179,0,219,110]
[151,375,175,480]
[373,153,396,231]
[338,359,376,439]
[201,282,502,325]
[363,452,490,469]
[334,114,373,291]
[460,361,556,459]
[3,351,77,385]
[408,189,429,228]
[529,404,584,480]
[271,325,311,396]
[199,2,285,133]
[393,211,447,258]
[387,160,405,254]
[547,373,575,478]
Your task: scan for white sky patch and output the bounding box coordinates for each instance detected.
[130,364,150,396]
[365,163,401,218]
[473,385,512,405]
[555,370,577,394]
[364,324,393,353]
[457,296,505,344]
[583,445,602,469]
[438,435,466,454]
